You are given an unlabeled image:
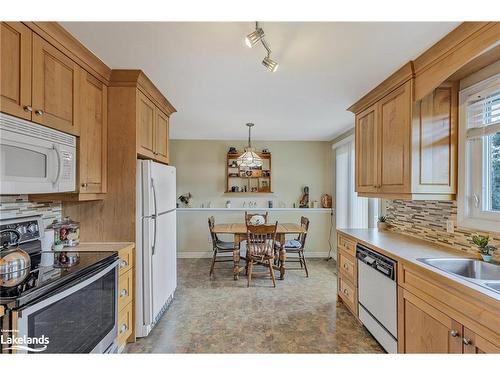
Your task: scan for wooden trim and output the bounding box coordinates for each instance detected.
[347,62,414,113]
[29,193,106,202]
[23,22,111,84]
[414,22,500,100]
[356,192,456,200]
[109,70,177,116]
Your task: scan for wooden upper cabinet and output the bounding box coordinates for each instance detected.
[378,80,412,194]
[355,104,378,193]
[32,34,81,135]
[412,82,458,196]
[155,108,169,164]
[399,289,462,353]
[79,72,107,194]
[137,91,156,159]
[0,22,32,119]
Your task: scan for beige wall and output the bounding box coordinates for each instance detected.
[170,140,332,208]
[169,140,334,257]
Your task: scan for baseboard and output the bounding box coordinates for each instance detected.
[177,251,332,259]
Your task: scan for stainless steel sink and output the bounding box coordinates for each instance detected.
[484,282,500,293]
[417,258,500,294]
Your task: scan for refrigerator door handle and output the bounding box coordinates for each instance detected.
[151,177,158,255]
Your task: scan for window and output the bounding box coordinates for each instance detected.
[333,135,379,229]
[458,73,500,232]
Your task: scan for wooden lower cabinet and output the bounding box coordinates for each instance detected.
[117,245,135,352]
[398,287,462,353]
[336,233,359,317]
[399,288,499,353]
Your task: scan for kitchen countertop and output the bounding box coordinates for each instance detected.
[337,228,500,302]
[67,242,134,253]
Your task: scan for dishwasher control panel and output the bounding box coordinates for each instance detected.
[356,244,397,281]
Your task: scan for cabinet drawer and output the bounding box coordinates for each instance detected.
[338,274,357,315]
[117,302,133,347]
[118,269,133,312]
[337,234,356,256]
[118,246,134,275]
[339,249,357,285]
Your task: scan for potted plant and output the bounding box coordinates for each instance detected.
[377,216,388,230]
[472,235,497,262]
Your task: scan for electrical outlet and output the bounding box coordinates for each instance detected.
[446,220,454,233]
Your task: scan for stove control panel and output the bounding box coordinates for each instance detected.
[0,216,43,247]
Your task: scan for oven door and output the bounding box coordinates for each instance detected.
[15,261,118,354]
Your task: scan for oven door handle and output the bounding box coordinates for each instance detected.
[18,260,119,318]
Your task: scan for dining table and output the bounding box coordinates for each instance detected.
[212,222,307,280]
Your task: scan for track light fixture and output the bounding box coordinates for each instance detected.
[245,27,265,48]
[245,22,279,72]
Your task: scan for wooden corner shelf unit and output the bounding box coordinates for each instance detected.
[225,151,272,194]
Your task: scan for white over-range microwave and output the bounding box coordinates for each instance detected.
[0,113,76,194]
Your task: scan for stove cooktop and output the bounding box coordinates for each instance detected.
[1,249,118,309]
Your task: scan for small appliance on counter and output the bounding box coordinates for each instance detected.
[1,215,119,354]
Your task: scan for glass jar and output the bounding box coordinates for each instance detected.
[49,217,80,247]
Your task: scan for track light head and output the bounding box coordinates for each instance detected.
[262,55,279,72]
[245,28,265,48]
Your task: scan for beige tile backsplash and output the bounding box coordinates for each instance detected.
[385,200,500,261]
[0,195,62,229]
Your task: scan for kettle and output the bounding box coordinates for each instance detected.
[0,229,31,287]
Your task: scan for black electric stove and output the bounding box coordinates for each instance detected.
[1,250,118,309]
[1,216,118,310]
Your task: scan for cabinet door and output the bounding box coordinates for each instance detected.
[155,108,169,164]
[399,288,462,353]
[79,72,107,194]
[0,22,32,120]
[378,81,412,194]
[32,34,80,135]
[412,83,457,195]
[136,91,156,159]
[355,104,378,193]
[462,327,500,354]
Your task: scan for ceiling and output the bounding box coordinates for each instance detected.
[62,22,460,141]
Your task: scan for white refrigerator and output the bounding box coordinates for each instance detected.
[136,160,177,337]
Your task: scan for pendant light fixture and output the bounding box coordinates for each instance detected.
[245,22,279,72]
[237,123,263,168]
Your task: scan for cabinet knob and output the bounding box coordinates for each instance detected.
[463,338,472,346]
[120,289,128,297]
[35,109,44,116]
[343,288,348,295]
[120,259,128,268]
[343,264,348,269]
[120,323,128,333]
[81,183,88,188]
[23,105,33,112]
[450,330,459,337]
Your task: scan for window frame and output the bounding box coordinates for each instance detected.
[457,72,500,232]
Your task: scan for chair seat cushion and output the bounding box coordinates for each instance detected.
[216,240,235,250]
[275,240,302,249]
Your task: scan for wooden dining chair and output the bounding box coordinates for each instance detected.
[208,216,237,278]
[244,211,269,225]
[246,222,278,287]
[275,216,310,277]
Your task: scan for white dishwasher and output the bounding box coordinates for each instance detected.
[356,244,398,353]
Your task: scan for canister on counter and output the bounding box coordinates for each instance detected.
[49,217,80,247]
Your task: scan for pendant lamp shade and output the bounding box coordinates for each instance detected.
[236,123,263,168]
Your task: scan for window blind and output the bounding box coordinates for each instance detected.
[466,87,500,140]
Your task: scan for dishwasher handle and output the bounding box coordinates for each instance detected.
[356,244,396,281]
